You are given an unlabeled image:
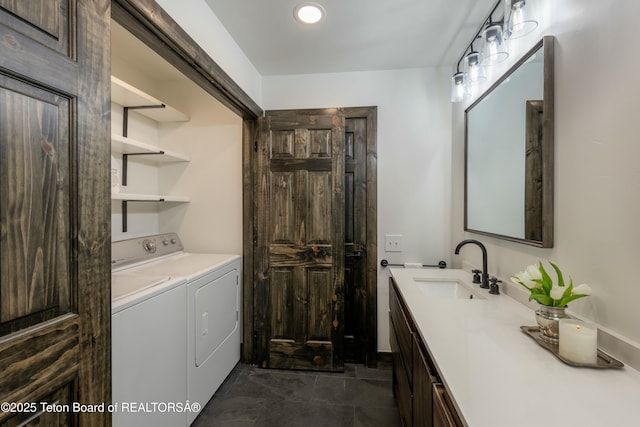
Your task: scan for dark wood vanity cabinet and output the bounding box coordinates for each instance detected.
[390,278,463,427]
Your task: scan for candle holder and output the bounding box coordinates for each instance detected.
[520,326,623,368]
[559,319,598,364]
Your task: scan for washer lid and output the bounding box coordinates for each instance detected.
[111,274,171,301]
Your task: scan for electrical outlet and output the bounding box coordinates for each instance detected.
[385,234,403,252]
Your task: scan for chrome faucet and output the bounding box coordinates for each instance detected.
[454,239,489,289]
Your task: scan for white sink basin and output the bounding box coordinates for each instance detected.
[413,278,484,300]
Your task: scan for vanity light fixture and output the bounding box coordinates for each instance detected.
[480,23,509,66]
[450,0,539,103]
[504,0,538,39]
[451,71,465,103]
[293,3,325,25]
[463,48,486,97]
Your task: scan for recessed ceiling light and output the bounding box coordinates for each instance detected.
[293,3,325,25]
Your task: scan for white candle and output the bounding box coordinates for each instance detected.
[559,319,598,364]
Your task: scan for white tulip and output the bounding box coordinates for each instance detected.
[572,283,592,295]
[550,284,565,300]
[517,264,540,287]
[525,264,542,280]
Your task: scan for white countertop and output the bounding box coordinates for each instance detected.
[390,268,640,427]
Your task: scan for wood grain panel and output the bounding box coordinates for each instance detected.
[307,268,332,340]
[294,128,307,159]
[268,245,332,266]
[345,172,354,244]
[269,158,332,172]
[0,0,61,36]
[269,268,293,339]
[525,100,543,242]
[0,0,74,57]
[345,131,354,160]
[309,129,331,158]
[271,173,294,243]
[270,130,294,158]
[308,171,332,244]
[0,76,71,335]
[1,379,76,427]
[0,315,78,409]
[269,339,332,370]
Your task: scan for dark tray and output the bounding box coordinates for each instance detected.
[520,326,624,369]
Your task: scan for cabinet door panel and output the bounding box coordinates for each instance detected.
[433,384,463,427]
[390,315,412,427]
[389,280,413,384]
[0,0,74,57]
[413,338,434,427]
[0,76,71,335]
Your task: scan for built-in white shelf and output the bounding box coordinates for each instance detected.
[111,134,190,163]
[111,192,190,203]
[111,76,189,122]
[111,76,191,232]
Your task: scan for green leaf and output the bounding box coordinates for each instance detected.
[529,293,552,306]
[538,262,552,296]
[555,280,573,307]
[549,261,565,287]
[559,293,589,306]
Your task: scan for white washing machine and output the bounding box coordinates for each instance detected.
[112,272,187,426]
[111,233,241,426]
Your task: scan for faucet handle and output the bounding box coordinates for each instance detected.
[471,269,482,284]
[489,276,502,295]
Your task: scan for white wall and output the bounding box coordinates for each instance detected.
[157,80,243,254]
[157,0,640,355]
[263,69,453,351]
[155,0,263,105]
[153,0,452,352]
[452,0,640,349]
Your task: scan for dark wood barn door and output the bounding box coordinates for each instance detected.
[255,109,346,371]
[344,116,368,364]
[0,1,111,425]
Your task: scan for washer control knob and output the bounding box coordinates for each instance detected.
[162,239,169,246]
[142,239,157,253]
[170,238,177,244]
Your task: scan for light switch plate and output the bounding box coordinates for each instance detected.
[385,234,403,252]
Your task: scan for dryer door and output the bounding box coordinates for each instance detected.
[194,269,239,366]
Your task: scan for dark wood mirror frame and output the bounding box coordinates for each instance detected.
[464,35,555,248]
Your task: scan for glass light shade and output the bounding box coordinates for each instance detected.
[463,51,486,84]
[504,0,538,39]
[480,24,509,66]
[451,72,465,103]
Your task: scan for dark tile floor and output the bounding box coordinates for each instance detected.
[192,362,401,427]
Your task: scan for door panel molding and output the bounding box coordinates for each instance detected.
[254,109,345,371]
[250,107,377,369]
[0,0,110,424]
[344,106,377,367]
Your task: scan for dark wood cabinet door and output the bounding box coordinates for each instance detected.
[255,109,345,371]
[432,384,463,427]
[0,1,111,425]
[413,338,436,427]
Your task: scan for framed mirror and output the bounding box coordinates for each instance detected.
[465,36,555,248]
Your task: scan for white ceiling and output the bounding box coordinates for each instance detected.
[204,0,498,76]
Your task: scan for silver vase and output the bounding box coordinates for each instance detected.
[535,304,567,343]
